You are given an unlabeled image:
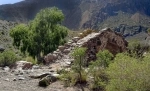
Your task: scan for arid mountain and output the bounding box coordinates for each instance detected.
[0,0,150,32]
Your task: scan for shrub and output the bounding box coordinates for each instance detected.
[88,50,112,90]
[71,47,87,84]
[0,50,18,67]
[128,40,149,58]
[59,47,87,87]
[59,70,87,87]
[88,68,108,91]
[78,29,96,38]
[96,50,114,68]
[26,56,37,65]
[106,53,150,91]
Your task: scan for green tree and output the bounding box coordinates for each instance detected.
[10,7,68,62]
[71,47,87,84]
[89,50,113,90]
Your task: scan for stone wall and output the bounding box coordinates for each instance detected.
[44,28,128,65]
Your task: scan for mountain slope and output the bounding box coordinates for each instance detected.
[0,0,150,31]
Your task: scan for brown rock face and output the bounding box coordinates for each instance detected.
[77,28,128,62]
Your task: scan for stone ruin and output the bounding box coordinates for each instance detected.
[77,28,128,62]
[44,28,128,65]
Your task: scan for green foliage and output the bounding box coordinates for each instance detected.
[88,67,108,91]
[10,7,68,62]
[59,47,87,86]
[127,40,149,58]
[26,56,37,65]
[10,24,28,48]
[88,50,112,90]
[96,50,113,68]
[0,50,18,67]
[147,28,150,33]
[59,70,87,87]
[71,47,87,84]
[106,53,150,91]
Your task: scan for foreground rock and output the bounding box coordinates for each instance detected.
[15,61,33,70]
[38,74,58,87]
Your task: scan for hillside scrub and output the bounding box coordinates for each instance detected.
[0,50,18,67]
[88,50,113,90]
[58,46,150,91]
[106,53,150,91]
[10,7,68,62]
[59,47,87,86]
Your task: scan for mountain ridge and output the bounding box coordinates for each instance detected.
[0,0,150,31]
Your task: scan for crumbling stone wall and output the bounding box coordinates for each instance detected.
[77,28,128,62]
[44,28,128,65]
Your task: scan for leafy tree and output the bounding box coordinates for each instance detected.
[10,7,68,62]
[71,47,87,84]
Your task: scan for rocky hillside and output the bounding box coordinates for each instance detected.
[0,0,150,40]
[0,20,17,49]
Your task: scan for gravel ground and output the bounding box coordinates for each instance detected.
[0,65,89,91]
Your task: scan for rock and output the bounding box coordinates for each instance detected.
[5,78,9,81]
[113,24,148,38]
[29,73,51,79]
[71,43,77,47]
[72,37,80,42]
[18,77,25,80]
[63,49,71,54]
[32,65,40,69]
[65,61,71,65]
[64,43,71,48]
[51,73,59,77]
[13,78,17,81]
[3,66,10,71]
[16,61,33,70]
[44,53,58,64]
[38,75,57,87]
[77,28,128,62]
[58,46,66,51]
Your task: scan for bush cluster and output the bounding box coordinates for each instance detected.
[59,46,150,91]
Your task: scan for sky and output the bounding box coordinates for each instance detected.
[0,0,23,5]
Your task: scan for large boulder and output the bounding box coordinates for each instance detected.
[38,74,58,87]
[44,53,58,64]
[77,28,128,62]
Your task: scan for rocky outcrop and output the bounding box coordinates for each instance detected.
[77,28,128,62]
[113,24,148,38]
